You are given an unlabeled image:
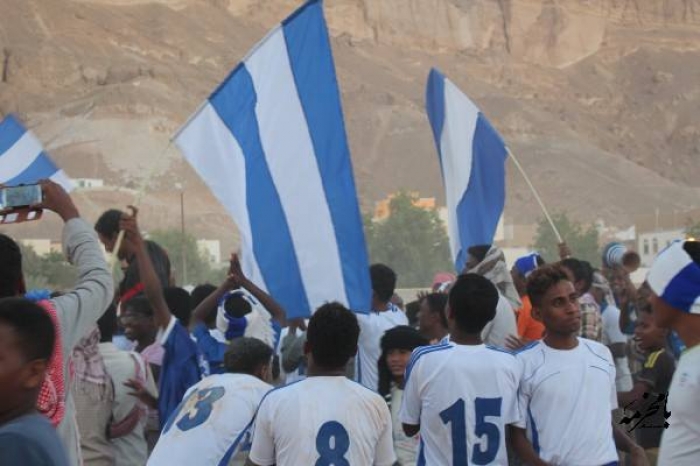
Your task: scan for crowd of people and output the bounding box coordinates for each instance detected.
[0,181,699,466]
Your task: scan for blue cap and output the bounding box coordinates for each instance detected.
[647,241,700,314]
[515,253,541,278]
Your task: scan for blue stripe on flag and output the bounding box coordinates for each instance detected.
[426,68,445,168]
[282,0,371,312]
[454,114,507,270]
[5,151,59,186]
[209,64,310,318]
[0,115,26,155]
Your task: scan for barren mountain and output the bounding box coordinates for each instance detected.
[2,0,700,251]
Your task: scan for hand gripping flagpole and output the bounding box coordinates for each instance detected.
[108,141,175,271]
[507,147,564,244]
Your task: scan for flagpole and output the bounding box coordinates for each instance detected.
[507,147,564,244]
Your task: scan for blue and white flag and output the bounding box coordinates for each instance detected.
[0,115,73,190]
[426,68,508,273]
[175,0,370,318]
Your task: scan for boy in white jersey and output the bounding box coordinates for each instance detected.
[511,265,647,466]
[356,264,408,391]
[400,273,522,465]
[148,337,273,466]
[247,302,396,466]
[646,240,700,465]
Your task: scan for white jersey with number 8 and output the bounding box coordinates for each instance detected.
[248,376,396,466]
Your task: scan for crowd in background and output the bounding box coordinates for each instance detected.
[0,181,699,466]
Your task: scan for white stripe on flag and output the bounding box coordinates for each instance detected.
[174,103,267,291]
[440,79,480,260]
[0,131,44,181]
[49,170,75,192]
[245,28,348,308]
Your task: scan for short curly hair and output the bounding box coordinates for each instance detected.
[0,297,55,362]
[94,209,124,239]
[448,274,499,334]
[370,264,397,303]
[224,337,273,375]
[307,302,359,370]
[527,264,571,307]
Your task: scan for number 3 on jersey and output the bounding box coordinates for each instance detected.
[440,397,502,465]
[163,386,225,433]
[315,421,350,466]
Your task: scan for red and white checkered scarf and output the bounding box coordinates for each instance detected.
[36,300,67,427]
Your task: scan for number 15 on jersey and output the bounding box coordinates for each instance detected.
[440,397,503,465]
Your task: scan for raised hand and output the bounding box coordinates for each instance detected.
[39,179,79,221]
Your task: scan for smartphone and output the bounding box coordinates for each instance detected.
[0,184,43,211]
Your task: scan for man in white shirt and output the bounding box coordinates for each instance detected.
[400,274,521,465]
[591,272,633,391]
[247,302,396,466]
[646,240,700,466]
[149,337,273,466]
[510,265,647,466]
[356,264,408,391]
[97,305,157,466]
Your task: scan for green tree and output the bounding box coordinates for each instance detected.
[364,191,453,288]
[18,244,77,292]
[685,219,700,239]
[533,213,600,265]
[148,230,226,286]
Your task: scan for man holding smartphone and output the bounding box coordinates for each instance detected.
[0,180,114,465]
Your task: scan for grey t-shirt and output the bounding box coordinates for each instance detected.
[0,413,69,466]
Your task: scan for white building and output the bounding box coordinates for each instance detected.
[637,228,684,267]
[197,239,221,265]
[74,178,104,190]
[18,239,61,256]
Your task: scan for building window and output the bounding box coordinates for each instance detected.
[653,238,659,254]
[643,239,649,255]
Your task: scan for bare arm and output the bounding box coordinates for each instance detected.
[612,422,648,465]
[230,254,286,326]
[120,208,171,330]
[509,426,550,466]
[618,380,650,408]
[191,281,231,325]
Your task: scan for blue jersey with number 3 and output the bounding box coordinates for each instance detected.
[399,343,522,466]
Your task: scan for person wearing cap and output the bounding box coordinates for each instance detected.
[511,252,546,343]
[189,254,286,375]
[646,240,700,465]
[377,326,428,465]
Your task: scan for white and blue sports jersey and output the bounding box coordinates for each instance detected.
[148,373,272,466]
[515,338,618,465]
[658,345,700,465]
[399,342,521,466]
[356,304,408,391]
[248,376,396,466]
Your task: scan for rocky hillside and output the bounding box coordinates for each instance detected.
[2,0,699,250]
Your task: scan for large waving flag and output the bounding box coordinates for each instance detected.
[0,115,73,190]
[175,0,370,318]
[426,68,508,273]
